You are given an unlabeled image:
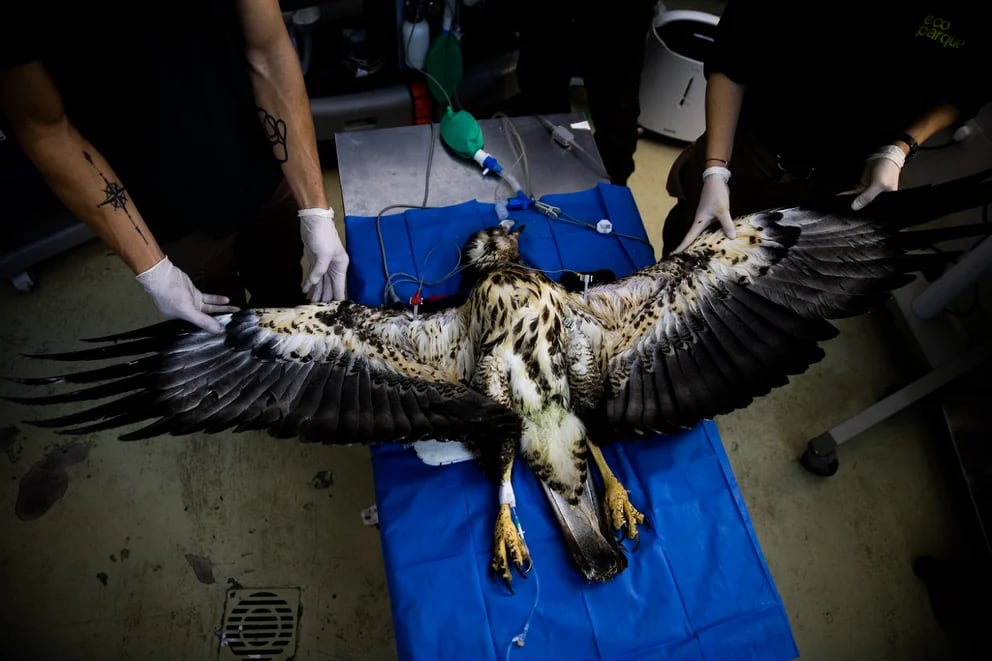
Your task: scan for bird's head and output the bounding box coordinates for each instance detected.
[462,224,525,271]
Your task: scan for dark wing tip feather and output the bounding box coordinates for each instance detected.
[21,335,176,362]
[897,223,992,250]
[81,319,198,343]
[3,356,157,386]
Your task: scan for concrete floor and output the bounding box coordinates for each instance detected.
[0,127,984,660]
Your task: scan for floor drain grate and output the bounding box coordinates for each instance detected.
[218,588,300,660]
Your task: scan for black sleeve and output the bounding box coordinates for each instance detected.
[704,0,760,84]
[944,33,991,121]
[0,4,43,68]
[913,3,991,124]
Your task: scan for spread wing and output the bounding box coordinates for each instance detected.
[573,171,992,437]
[5,301,520,445]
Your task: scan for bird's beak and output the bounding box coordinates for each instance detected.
[511,225,526,235]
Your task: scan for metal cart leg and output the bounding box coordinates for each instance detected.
[801,343,992,476]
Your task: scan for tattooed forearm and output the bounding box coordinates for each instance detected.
[83,150,148,244]
[257,106,288,162]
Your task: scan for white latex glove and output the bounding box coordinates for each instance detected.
[673,166,736,253]
[298,207,349,301]
[851,145,905,211]
[135,257,239,333]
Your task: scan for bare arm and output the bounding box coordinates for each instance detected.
[897,103,960,157]
[235,0,349,301]
[670,72,745,252]
[702,72,745,165]
[0,62,164,274]
[237,0,327,209]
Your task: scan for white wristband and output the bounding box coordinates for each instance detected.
[702,166,731,182]
[867,144,906,169]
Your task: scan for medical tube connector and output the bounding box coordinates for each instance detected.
[472,149,503,175]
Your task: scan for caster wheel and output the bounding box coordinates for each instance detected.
[10,270,36,292]
[800,443,839,477]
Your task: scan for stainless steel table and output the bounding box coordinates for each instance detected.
[334,113,609,217]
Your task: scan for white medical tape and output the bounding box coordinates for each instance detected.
[499,480,516,507]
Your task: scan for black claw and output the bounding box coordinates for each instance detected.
[518,556,533,576]
[490,561,515,594]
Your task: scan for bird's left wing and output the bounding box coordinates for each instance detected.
[571,173,992,437]
[6,301,519,445]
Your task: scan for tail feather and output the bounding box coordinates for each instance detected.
[540,471,627,582]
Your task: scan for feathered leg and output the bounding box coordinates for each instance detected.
[588,443,646,541]
[490,455,532,592]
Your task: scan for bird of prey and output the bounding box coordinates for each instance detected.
[6,171,991,588]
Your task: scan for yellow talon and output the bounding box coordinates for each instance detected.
[602,475,646,540]
[588,443,648,540]
[491,503,532,591]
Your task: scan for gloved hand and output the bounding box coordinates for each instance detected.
[851,145,905,211]
[135,257,239,333]
[299,207,349,302]
[672,166,737,253]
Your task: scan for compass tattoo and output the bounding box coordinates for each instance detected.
[257,106,288,162]
[83,151,148,244]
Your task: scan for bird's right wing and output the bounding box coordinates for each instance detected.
[5,301,520,446]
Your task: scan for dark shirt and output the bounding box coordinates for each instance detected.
[0,0,283,240]
[706,0,988,170]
